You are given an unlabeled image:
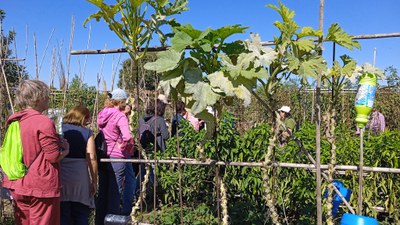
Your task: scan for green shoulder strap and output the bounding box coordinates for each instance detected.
[0,121,26,180]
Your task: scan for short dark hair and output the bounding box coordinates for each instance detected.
[146,99,166,116]
[175,101,186,114]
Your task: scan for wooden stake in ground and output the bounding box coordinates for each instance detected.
[358,128,365,214]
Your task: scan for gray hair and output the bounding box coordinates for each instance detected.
[15,79,50,110]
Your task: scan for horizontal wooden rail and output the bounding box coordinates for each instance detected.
[70,32,400,55]
[100,158,400,174]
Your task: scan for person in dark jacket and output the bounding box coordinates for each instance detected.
[171,101,187,137]
[138,99,169,151]
[136,98,169,196]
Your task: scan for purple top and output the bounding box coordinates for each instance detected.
[367,111,385,133]
[97,107,132,158]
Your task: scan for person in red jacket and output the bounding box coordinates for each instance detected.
[2,79,70,225]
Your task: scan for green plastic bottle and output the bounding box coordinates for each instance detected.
[354,72,377,128]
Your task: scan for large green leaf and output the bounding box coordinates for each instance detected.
[208,71,235,96]
[325,23,361,50]
[159,68,184,96]
[184,81,220,115]
[267,2,295,22]
[233,84,252,107]
[175,23,203,39]
[183,66,203,84]
[293,39,315,52]
[171,30,193,52]
[242,33,278,68]
[330,55,357,78]
[285,53,300,72]
[213,24,248,41]
[297,26,323,39]
[297,55,327,79]
[144,49,182,72]
[241,68,269,80]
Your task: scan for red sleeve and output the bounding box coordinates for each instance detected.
[38,119,61,163]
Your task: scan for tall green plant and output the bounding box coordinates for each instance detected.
[84,0,188,60]
[144,24,278,137]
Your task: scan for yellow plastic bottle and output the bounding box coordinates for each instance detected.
[354,72,377,128]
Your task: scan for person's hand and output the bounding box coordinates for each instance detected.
[59,137,70,151]
[59,137,70,159]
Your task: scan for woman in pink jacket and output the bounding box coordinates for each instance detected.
[95,88,133,225]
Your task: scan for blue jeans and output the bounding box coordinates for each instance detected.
[122,162,137,215]
[95,160,126,225]
[60,201,90,225]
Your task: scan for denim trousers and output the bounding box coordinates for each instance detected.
[122,162,137,215]
[60,201,90,225]
[95,160,126,225]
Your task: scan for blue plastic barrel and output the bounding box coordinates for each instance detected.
[341,213,378,225]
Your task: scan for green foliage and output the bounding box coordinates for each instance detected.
[145,24,278,134]
[117,53,159,91]
[259,2,362,112]
[385,66,399,88]
[84,0,188,60]
[154,119,400,224]
[0,10,29,141]
[144,204,219,225]
[48,75,99,113]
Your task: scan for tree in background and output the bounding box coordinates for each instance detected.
[117,52,158,91]
[385,66,399,89]
[0,9,29,140]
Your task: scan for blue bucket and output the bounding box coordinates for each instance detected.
[323,180,352,216]
[341,213,378,225]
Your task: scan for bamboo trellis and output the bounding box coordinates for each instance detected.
[2,2,400,223]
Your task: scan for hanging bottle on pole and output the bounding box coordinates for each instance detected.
[354,72,377,128]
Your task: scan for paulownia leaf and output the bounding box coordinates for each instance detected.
[325,23,361,50]
[233,84,252,107]
[171,30,193,52]
[243,33,278,68]
[158,68,184,96]
[184,81,219,115]
[175,23,203,39]
[293,39,315,52]
[144,49,182,73]
[208,71,235,96]
[214,24,248,42]
[297,55,327,79]
[297,26,323,39]
[286,53,300,72]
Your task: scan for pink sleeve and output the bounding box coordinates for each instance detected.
[117,116,132,151]
[186,113,200,131]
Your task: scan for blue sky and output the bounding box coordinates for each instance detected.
[2,0,399,90]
